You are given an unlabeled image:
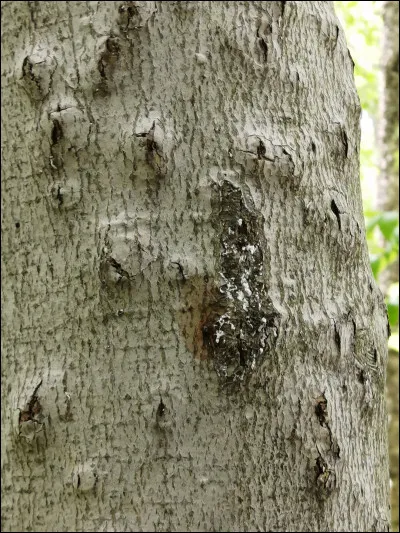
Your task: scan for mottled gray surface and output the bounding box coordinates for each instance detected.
[1,1,390,531]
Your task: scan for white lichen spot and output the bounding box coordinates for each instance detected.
[242,244,257,254]
[215,330,224,343]
[220,272,228,283]
[244,406,254,419]
[217,313,230,323]
[195,53,208,64]
[199,475,209,486]
[238,218,243,226]
[241,276,252,296]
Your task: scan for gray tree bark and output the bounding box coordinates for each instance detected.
[1,1,390,531]
[376,2,399,531]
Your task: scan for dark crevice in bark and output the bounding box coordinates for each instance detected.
[341,128,349,157]
[98,59,107,79]
[22,56,34,80]
[334,322,341,351]
[18,380,43,425]
[315,394,328,427]
[171,261,186,283]
[258,37,268,62]
[56,186,63,206]
[51,119,63,145]
[330,199,341,230]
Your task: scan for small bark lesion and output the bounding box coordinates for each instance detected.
[20,52,56,103]
[17,380,46,442]
[314,393,340,459]
[315,445,336,494]
[330,199,341,230]
[18,380,43,424]
[171,261,186,283]
[177,181,280,387]
[145,121,167,177]
[315,394,328,427]
[117,1,157,33]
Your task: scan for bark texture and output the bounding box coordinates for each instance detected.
[1,2,390,531]
[376,2,399,531]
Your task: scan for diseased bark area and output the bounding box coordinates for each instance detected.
[1,1,389,532]
[202,179,280,384]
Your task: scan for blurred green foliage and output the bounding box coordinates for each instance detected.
[335,1,381,116]
[335,1,399,343]
[366,210,399,279]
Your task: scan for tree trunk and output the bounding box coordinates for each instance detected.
[376,2,399,531]
[1,2,390,531]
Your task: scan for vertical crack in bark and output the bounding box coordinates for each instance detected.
[330,199,341,230]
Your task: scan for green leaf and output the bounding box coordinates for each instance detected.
[370,256,382,278]
[386,284,399,329]
[365,213,382,235]
[387,303,399,329]
[377,211,399,241]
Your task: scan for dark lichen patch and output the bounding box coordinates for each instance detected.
[178,182,279,384]
[208,180,279,384]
